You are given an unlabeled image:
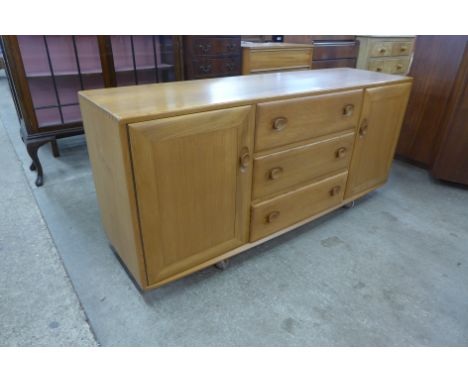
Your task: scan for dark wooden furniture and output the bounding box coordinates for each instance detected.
[283,36,359,69]
[0,35,183,186]
[396,36,468,185]
[183,36,241,80]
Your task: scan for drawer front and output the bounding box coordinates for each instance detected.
[312,42,359,60]
[186,37,241,57]
[252,131,355,200]
[391,42,413,56]
[189,57,242,79]
[369,41,393,57]
[248,48,312,73]
[368,58,410,74]
[255,90,363,151]
[312,58,357,69]
[250,172,348,241]
[387,58,410,74]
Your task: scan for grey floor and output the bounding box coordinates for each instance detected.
[1,72,467,346]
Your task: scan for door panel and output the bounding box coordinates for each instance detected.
[129,106,254,284]
[345,83,411,198]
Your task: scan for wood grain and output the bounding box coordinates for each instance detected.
[128,106,255,284]
[79,68,411,124]
[252,130,355,200]
[345,82,412,198]
[250,171,348,241]
[79,96,147,287]
[255,89,363,151]
[396,36,468,166]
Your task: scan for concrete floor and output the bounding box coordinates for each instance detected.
[0,71,96,346]
[1,72,467,346]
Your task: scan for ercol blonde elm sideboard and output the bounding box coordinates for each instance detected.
[79,68,412,290]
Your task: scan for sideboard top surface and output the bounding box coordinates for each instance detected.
[79,68,411,123]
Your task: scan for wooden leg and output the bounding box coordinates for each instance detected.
[26,140,49,187]
[51,139,60,158]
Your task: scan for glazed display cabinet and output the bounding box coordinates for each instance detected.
[1,35,183,186]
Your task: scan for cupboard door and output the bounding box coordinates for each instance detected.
[345,83,411,198]
[129,106,254,285]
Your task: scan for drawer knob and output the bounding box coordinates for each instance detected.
[198,44,211,54]
[400,47,407,52]
[359,119,369,137]
[239,147,250,172]
[396,64,403,70]
[376,67,383,72]
[199,64,212,73]
[269,167,283,180]
[336,147,347,159]
[379,48,386,53]
[330,185,341,197]
[226,62,235,71]
[272,117,287,131]
[266,211,280,223]
[343,104,354,117]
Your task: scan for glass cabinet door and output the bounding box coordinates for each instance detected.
[17,35,104,128]
[110,35,177,86]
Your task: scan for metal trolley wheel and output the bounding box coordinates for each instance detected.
[343,201,355,209]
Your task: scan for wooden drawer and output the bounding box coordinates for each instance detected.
[312,42,359,60]
[186,37,241,57]
[391,42,413,57]
[188,57,241,79]
[368,58,410,74]
[312,58,357,69]
[247,48,312,73]
[255,90,363,151]
[250,171,348,241]
[252,131,355,200]
[369,41,393,57]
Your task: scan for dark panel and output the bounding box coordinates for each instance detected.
[396,36,468,165]
[312,58,356,69]
[431,43,468,185]
[313,42,359,60]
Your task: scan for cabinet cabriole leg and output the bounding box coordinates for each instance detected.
[26,141,47,187]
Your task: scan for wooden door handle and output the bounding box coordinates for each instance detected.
[269,167,283,180]
[343,104,354,117]
[239,148,250,172]
[266,211,280,223]
[330,185,341,196]
[272,117,287,131]
[359,119,369,137]
[335,147,347,158]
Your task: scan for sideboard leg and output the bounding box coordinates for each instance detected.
[343,201,355,209]
[214,260,229,270]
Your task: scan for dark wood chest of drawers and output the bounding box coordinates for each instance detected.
[183,36,241,79]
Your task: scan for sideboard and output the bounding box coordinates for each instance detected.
[79,69,412,290]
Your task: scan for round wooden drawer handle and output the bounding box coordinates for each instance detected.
[359,119,369,137]
[239,148,250,171]
[343,104,354,117]
[396,64,403,70]
[336,147,347,158]
[376,67,383,72]
[379,48,386,53]
[330,185,341,197]
[269,167,283,180]
[400,47,407,52]
[266,211,280,223]
[272,117,287,131]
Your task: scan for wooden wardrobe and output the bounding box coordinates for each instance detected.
[396,35,468,185]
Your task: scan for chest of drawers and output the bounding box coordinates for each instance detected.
[357,36,415,75]
[183,36,241,79]
[79,69,412,290]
